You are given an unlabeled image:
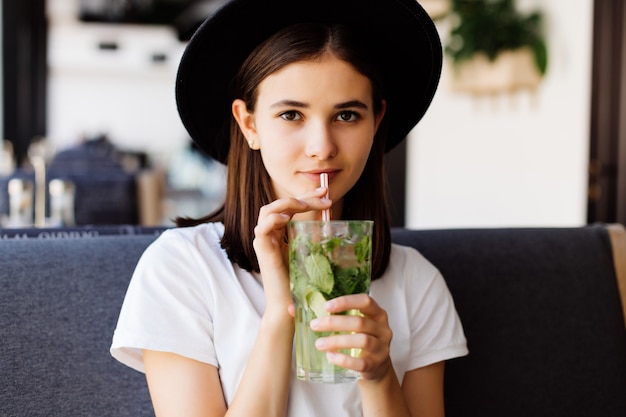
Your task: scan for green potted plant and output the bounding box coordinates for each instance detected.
[444,0,548,94]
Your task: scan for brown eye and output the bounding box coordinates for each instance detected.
[280,111,302,121]
[336,111,359,122]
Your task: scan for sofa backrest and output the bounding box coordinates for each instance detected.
[1,235,158,417]
[392,225,626,416]
[1,225,625,417]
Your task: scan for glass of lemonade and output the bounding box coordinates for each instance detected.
[288,220,373,383]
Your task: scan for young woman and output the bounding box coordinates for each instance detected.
[111,1,468,416]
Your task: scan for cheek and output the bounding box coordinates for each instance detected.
[348,131,375,160]
[257,124,303,158]
[255,117,298,147]
[258,140,297,174]
[355,144,373,175]
[350,134,375,176]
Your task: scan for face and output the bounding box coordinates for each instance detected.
[233,52,385,220]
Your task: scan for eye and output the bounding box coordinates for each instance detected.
[336,111,360,122]
[279,111,302,121]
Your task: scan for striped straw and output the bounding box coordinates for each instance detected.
[320,173,331,221]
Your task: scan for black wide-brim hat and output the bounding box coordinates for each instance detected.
[176,0,442,164]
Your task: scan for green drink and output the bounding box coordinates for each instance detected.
[288,220,373,383]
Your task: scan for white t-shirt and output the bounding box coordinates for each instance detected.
[111,223,468,416]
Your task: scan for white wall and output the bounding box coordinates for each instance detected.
[46,0,189,167]
[45,0,594,227]
[407,0,594,228]
[46,23,188,166]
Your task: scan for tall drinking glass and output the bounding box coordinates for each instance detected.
[288,220,373,383]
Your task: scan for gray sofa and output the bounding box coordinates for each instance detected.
[1,224,626,417]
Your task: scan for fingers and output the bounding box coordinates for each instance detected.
[310,304,392,346]
[323,351,394,380]
[253,187,331,251]
[254,188,330,236]
[313,327,392,379]
[257,187,331,220]
[311,294,389,333]
[309,294,394,380]
[323,293,385,319]
[253,187,332,287]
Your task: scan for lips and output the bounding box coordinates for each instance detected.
[301,170,340,183]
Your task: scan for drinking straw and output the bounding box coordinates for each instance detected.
[320,173,331,221]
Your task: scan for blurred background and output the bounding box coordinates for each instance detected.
[1,0,624,230]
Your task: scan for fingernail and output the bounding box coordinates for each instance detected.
[310,318,319,329]
[320,198,331,204]
[315,338,326,349]
[325,299,336,310]
[316,187,326,192]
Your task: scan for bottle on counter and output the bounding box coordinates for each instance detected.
[6,178,34,228]
[48,179,76,227]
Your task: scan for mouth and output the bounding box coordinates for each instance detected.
[300,169,340,183]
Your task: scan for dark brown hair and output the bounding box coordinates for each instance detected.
[177,23,392,279]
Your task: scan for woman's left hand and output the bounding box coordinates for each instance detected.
[310,293,394,381]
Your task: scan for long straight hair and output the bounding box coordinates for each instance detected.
[177,23,392,279]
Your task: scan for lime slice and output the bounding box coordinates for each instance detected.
[306,290,329,319]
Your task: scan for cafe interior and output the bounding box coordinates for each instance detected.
[1,0,625,231]
[1,2,625,417]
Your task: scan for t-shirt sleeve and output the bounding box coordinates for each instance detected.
[110,230,218,373]
[403,247,469,369]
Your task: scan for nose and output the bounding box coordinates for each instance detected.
[304,121,337,160]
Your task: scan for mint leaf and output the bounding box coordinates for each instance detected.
[335,266,360,294]
[323,237,343,254]
[306,240,323,255]
[323,266,370,299]
[289,255,307,302]
[304,253,334,293]
[354,235,371,264]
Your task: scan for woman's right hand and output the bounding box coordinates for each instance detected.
[252,187,331,305]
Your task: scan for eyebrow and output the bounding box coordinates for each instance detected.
[270,99,369,110]
[270,100,309,109]
[335,100,369,110]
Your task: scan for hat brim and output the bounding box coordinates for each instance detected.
[176,0,442,164]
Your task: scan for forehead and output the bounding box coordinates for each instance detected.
[256,54,374,104]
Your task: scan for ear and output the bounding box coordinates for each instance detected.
[232,99,260,149]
